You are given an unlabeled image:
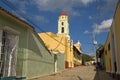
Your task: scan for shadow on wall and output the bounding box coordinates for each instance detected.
[16,30,55,78]
[26,31,55,78]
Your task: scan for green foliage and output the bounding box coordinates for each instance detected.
[98,44,104,47]
[82,54,93,62]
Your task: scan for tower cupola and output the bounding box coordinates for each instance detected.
[57,11,70,39]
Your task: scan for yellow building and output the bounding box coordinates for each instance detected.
[73,42,82,66]
[38,32,67,53]
[104,1,120,79]
[74,41,82,52]
[104,33,112,73]
[112,0,120,79]
[38,12,82,68]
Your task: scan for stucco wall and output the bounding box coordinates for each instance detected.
[114,2,120,73]
[104,33,112,72]
[57,53,65,71]
[0,9,55,79]
[26,30,54,78]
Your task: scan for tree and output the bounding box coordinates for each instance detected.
[82,54,94,64]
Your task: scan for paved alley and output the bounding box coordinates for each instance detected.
[29,66,115,80]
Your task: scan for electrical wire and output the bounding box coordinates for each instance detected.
[1,0,71,48]
[52,37,63,51]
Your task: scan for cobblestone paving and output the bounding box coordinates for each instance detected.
[29,66,116,80]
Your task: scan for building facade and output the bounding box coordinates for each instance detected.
[104,1,120,79]
[0,7,56,79]
[39,12,82,68]
[96,45,105,70]
[74,42,82,66]
[57,11,70,39]
[111,1,120,79]
[104,33,112,73]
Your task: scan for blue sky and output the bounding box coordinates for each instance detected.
[0,0,118,54]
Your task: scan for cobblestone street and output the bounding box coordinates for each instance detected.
[29,66,115,80]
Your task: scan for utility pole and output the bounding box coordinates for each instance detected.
[84,31,97,63]
[92,32,97,63]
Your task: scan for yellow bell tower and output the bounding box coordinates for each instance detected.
[57,11,70,39]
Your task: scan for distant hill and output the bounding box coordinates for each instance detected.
[82,53,94,62]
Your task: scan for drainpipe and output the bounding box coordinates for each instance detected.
[0,30,2,60]
[54,54,57,72]
[0,30,2,74]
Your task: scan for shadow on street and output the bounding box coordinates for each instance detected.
[93,69,115,80]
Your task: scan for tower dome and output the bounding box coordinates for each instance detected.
[61,11,67,16]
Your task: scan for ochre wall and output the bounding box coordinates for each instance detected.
[104,33,112,72]
[114,2,120,72]
[38,32,74,68]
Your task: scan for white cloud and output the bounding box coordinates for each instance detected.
[98,0,118,16]
[88,16,93,19]
[33,0,95,10]
[72,0,96,6]
[32,0,76,16]
[7,0,96,19]
[93,18,113,34]
[8,0,28,13]
[33,0,71,11]
[84,30,91,34]
[105,0,118,8]
[31,0,95,16]
[34,15,49,24]
[80,0,96,5]
[7,0,96,16]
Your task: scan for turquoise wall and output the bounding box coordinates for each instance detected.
[57,53,65,71]
[0,12,28,77]
[0,10,55,79]
[26,30,54,78]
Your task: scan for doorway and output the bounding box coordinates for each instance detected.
[0,30,18,77]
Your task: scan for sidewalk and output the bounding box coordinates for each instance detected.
[94,70,115,80]
[28,66,115,80]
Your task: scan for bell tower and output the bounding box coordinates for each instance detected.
[57,11,70,39]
